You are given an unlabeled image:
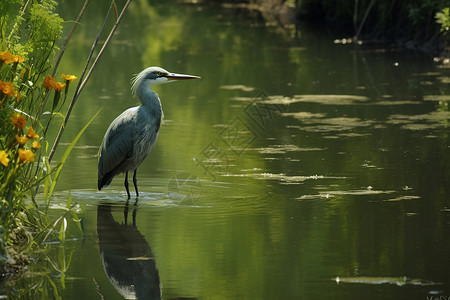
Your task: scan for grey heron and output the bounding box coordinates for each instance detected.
[98,66,200,199]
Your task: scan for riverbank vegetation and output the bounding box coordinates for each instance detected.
[0,0,131,294]
[0,0,85,280]
[296,0,450,53]
[232,0,450,54]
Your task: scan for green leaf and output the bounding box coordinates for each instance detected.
[58,217,67,242]
[43,156,52,204]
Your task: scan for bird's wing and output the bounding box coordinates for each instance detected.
[98,108,138,188]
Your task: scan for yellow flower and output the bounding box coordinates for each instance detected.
[18,148,34,163]
[10,54,25,64]
[43,75,56,90]
[0,50,10,58]
[10,114,27,129]
[0,80,16,97]
[26,126,39,139]
[15,134,29,145]
[0,150,10,167]
[61,74,77,83]
[32,141,41,149]
[53,81,66,92]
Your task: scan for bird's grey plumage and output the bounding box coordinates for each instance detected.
[98,66,199,199]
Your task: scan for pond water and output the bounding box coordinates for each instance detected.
[4,1,450,299]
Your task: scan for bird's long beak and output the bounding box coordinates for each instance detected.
[166,73,201,81]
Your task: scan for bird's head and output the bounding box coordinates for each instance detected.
[131,66,200,95]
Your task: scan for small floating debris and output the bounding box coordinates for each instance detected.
[220,84,255,92]
[333,38,363,45]
[334,276,441,286]
[383,195,420,202]
[126,256,154,261]
[225,172,344,184]
[265,94,369,105]
[361,162,377,168]
[253,144,325,154]
[297,193,332,200]
[433,57,450,64]
[324,189,395,196]
[281,112,326,119]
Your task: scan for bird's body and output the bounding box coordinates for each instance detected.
[97,103,161,191]
[98,66,199,199]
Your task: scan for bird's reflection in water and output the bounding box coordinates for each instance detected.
[97,201,161,299]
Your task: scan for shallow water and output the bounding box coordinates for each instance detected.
[5,1,450,299]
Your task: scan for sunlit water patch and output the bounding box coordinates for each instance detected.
[388,111,450,130]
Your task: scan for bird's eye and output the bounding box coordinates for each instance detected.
[157,72,164,77]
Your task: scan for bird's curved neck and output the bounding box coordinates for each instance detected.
[136,85,162,114]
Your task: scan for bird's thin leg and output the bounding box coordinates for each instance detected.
[124,172,130,199]
[133,169,139,197]
[132,206,137,226]
[124,201,129,224]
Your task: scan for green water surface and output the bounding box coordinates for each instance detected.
[6,1,450,299]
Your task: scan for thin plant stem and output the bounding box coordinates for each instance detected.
[52,0,91,77]
[47,1,115,163]
[48,0,133,163]
[354,0,376,40]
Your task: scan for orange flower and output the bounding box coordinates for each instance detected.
[61,74,77,83]
[0,81,16,97]
[0,150,10,167]
[15,134,29,145]
[18,148,34,163]
[21,68,30,80]
[16,91,22,101]
[43,75,56,90]
[0,50,14,64]
[32,141,41,149]
[10,114,27,129]
[0,50,24,64]
[26,126,39,139]
[53,81,66,92]
[43,75,66,92]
